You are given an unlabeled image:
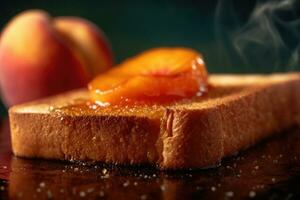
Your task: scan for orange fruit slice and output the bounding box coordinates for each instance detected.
[88,47,208,105]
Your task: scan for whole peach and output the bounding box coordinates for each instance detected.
[0,10,113,106]
[53,16,114,76]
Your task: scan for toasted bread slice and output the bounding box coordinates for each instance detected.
[9,73,300,169]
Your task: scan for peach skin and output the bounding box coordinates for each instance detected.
[53,17,114,76]
[0,10,114,106]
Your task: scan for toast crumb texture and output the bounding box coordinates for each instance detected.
[9,73,300,169]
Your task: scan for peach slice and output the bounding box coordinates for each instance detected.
[89,48,208,105]
[0,10,114,106]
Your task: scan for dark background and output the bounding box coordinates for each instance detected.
[0,0,299,115]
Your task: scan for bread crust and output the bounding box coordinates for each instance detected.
[9,73,300,169]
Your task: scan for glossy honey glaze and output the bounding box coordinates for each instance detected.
[88,48,208,106]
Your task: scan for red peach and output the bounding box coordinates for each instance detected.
[0,10,113,106]
[53,16,114,76]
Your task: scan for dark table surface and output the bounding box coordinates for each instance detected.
[1,117,300,200]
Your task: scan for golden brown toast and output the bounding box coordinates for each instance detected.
[9,73,300,169]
